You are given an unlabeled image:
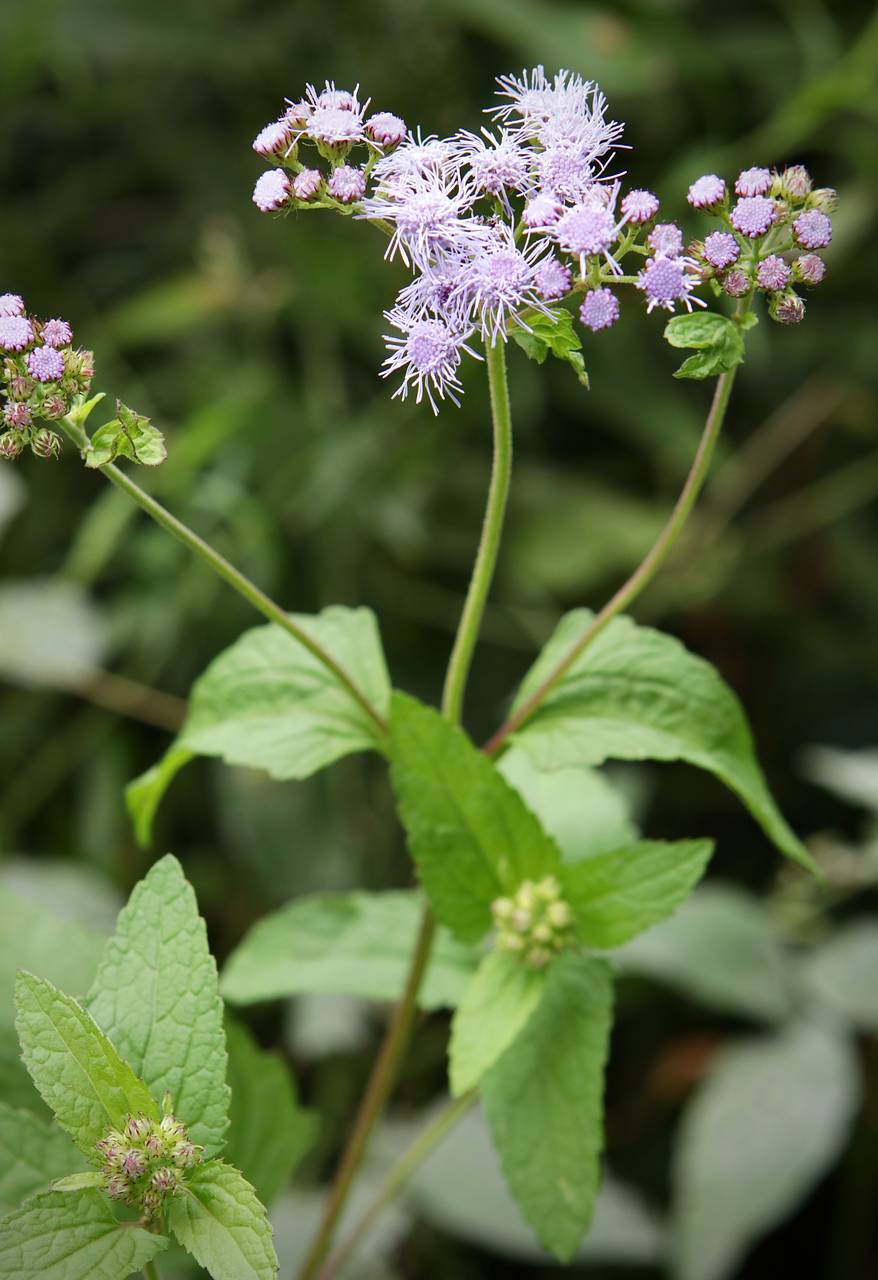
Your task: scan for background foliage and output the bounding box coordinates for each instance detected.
[1,0,876,1276]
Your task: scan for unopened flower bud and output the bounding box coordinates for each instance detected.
[498,932,525,952]
[145,1132,164,1157]
[293,168,323,201]
[0,430,24,460]
[722,268,750,297]
[125,1115,151,1142]
[3,401,31,428]
[511,909,532,933]
[536,876,561,901]
[7,375,33,399]
[172,1139,202,1167]
[769,289,806,325]
[808,187,837,213]
[531,921,553,944]
[527,947,552,969]
[546,900,573,929]
[121,1149,146,1179]
[141,1188,163,1220]
[31,429,62,459]
[41,395,67,420]
[756,255,791,291]
[151,1166,179,1194]
[491,896,515,922]
[104,1174,130,1200]
[777,164,811,200]
[792,253,825,285]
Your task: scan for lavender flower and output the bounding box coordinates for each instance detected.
[523,192,562,228]
[0,316,33,351]
[381,310,477,413]
[532,144,600,204]
[793,253,825,285]
[371,131,456,187]
[637,256,704,313]
[300,82,368,147]
[328,165,366,204]
[703,231,740,269]
[252,120,292,157]
[0,294,24,317]
[621,189,659,223]
[360,172,480,269]
[730,195,775,238]
[735,167,771,197]
[647,223,684,257]
[365,112,407,147]
[793,209,832,249]
[756,255,791,290]
[453,227,553,343]
[494,68,624,166]
[253,169,291,212]
[454,128,530,202]
[579,287,619,331]
[534,257,572,301]
[41,318,73,347]
[293,169,322,200]
[687,174,726,209]
[26,346,65,382]
[552,197,619,276]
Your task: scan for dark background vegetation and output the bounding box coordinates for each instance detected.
[1,1,876,1276]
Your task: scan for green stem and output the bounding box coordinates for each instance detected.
[441,339,514,722]
[59,415,387,736]
[482,355,741,758]
[296,341,515,1279]
[322,1094,477,1280]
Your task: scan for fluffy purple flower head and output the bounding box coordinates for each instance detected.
[723,268,750,297]
[360,173,481,269]
[26,345,65,383]
[314,85,358,111]
[0,316,34,351]
[0,294,24,317]
[307,105,366,146]
[41,318,73,348]
[252,120,291,157]
[579,287,619,332]
[371,131,456,187]
[793,209,832,249]
[730,196,775,238]
[394,253,471,325]
[621,189,659,224]
[493,69,625,174]
[523,192,562,228]
[3,402,31,428]
[253,169,291,212]
[293,169,322,200]
[366,112,407,147]
[553,201,617,274]
[756,255,791,291]
[328,165,366,204]
[534,257,572,301]
[794,253,825,285]
[533,144,598,204]
[703,231,740,269]
[647,223,684,257]
[735,167,771,197]
[455,128,529,200]
[687,174,726,209]
[453,227,553,343]
[637,257,704,314]
[491,66,553,128]
[381,310,477,413]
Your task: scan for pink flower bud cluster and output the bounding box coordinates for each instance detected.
[0,297,93,460]
[95,1108,203,1220]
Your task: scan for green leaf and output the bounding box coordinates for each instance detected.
[86,400,167,467]
[221,890,478,1011]
[125,747,194,847]
[498,748,638,861]
[449,952,547,1097]
[167,1159,278,1280]
[49,1172,105,1192]
[390,693,563,941]
[0,1105,85,1212]
[664,312,745,380]
[803,920,878,1030]
[672,1021,859,1280]
[560,839,713,948]
[127,606,390,845]
[224,1020,318,1206]
[482,953,614,1261]
[509,610,814,871]
[511,308,589,388]
[0,1189,168,1278]
[618,884,792,1022]
[14,972,158,1157]
[86,854,229,1156]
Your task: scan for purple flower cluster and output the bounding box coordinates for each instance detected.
[0,298,93,460]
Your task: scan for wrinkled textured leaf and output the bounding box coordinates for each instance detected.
[617,884,792,1022]
[561,839,713,948]
[128,607,390,844]
[673,1021,859,1280]
[482,953,614,1260]
[0,1188,167,1278]
[167,1159,278,1280]
[511,308,589,387]
[390,693,563,941]
[803,920,878,1030]
[664,312,745,380]
[86,400,167,467]
[449,951,547,1096]
[14,972,158,1156]
[510,610,813,870]
[87,854,229,1155]
[498,748,638,861]
[0,1104,85,1211]
[221,890,477,1011]
[224,1020,318,1206]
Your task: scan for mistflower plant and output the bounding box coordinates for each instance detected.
[1,65,838,1280]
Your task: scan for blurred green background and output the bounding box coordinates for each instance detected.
[1,0,877,1276]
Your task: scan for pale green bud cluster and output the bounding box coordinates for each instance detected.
[491,876,575,969]
[95,1100,203,1221]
